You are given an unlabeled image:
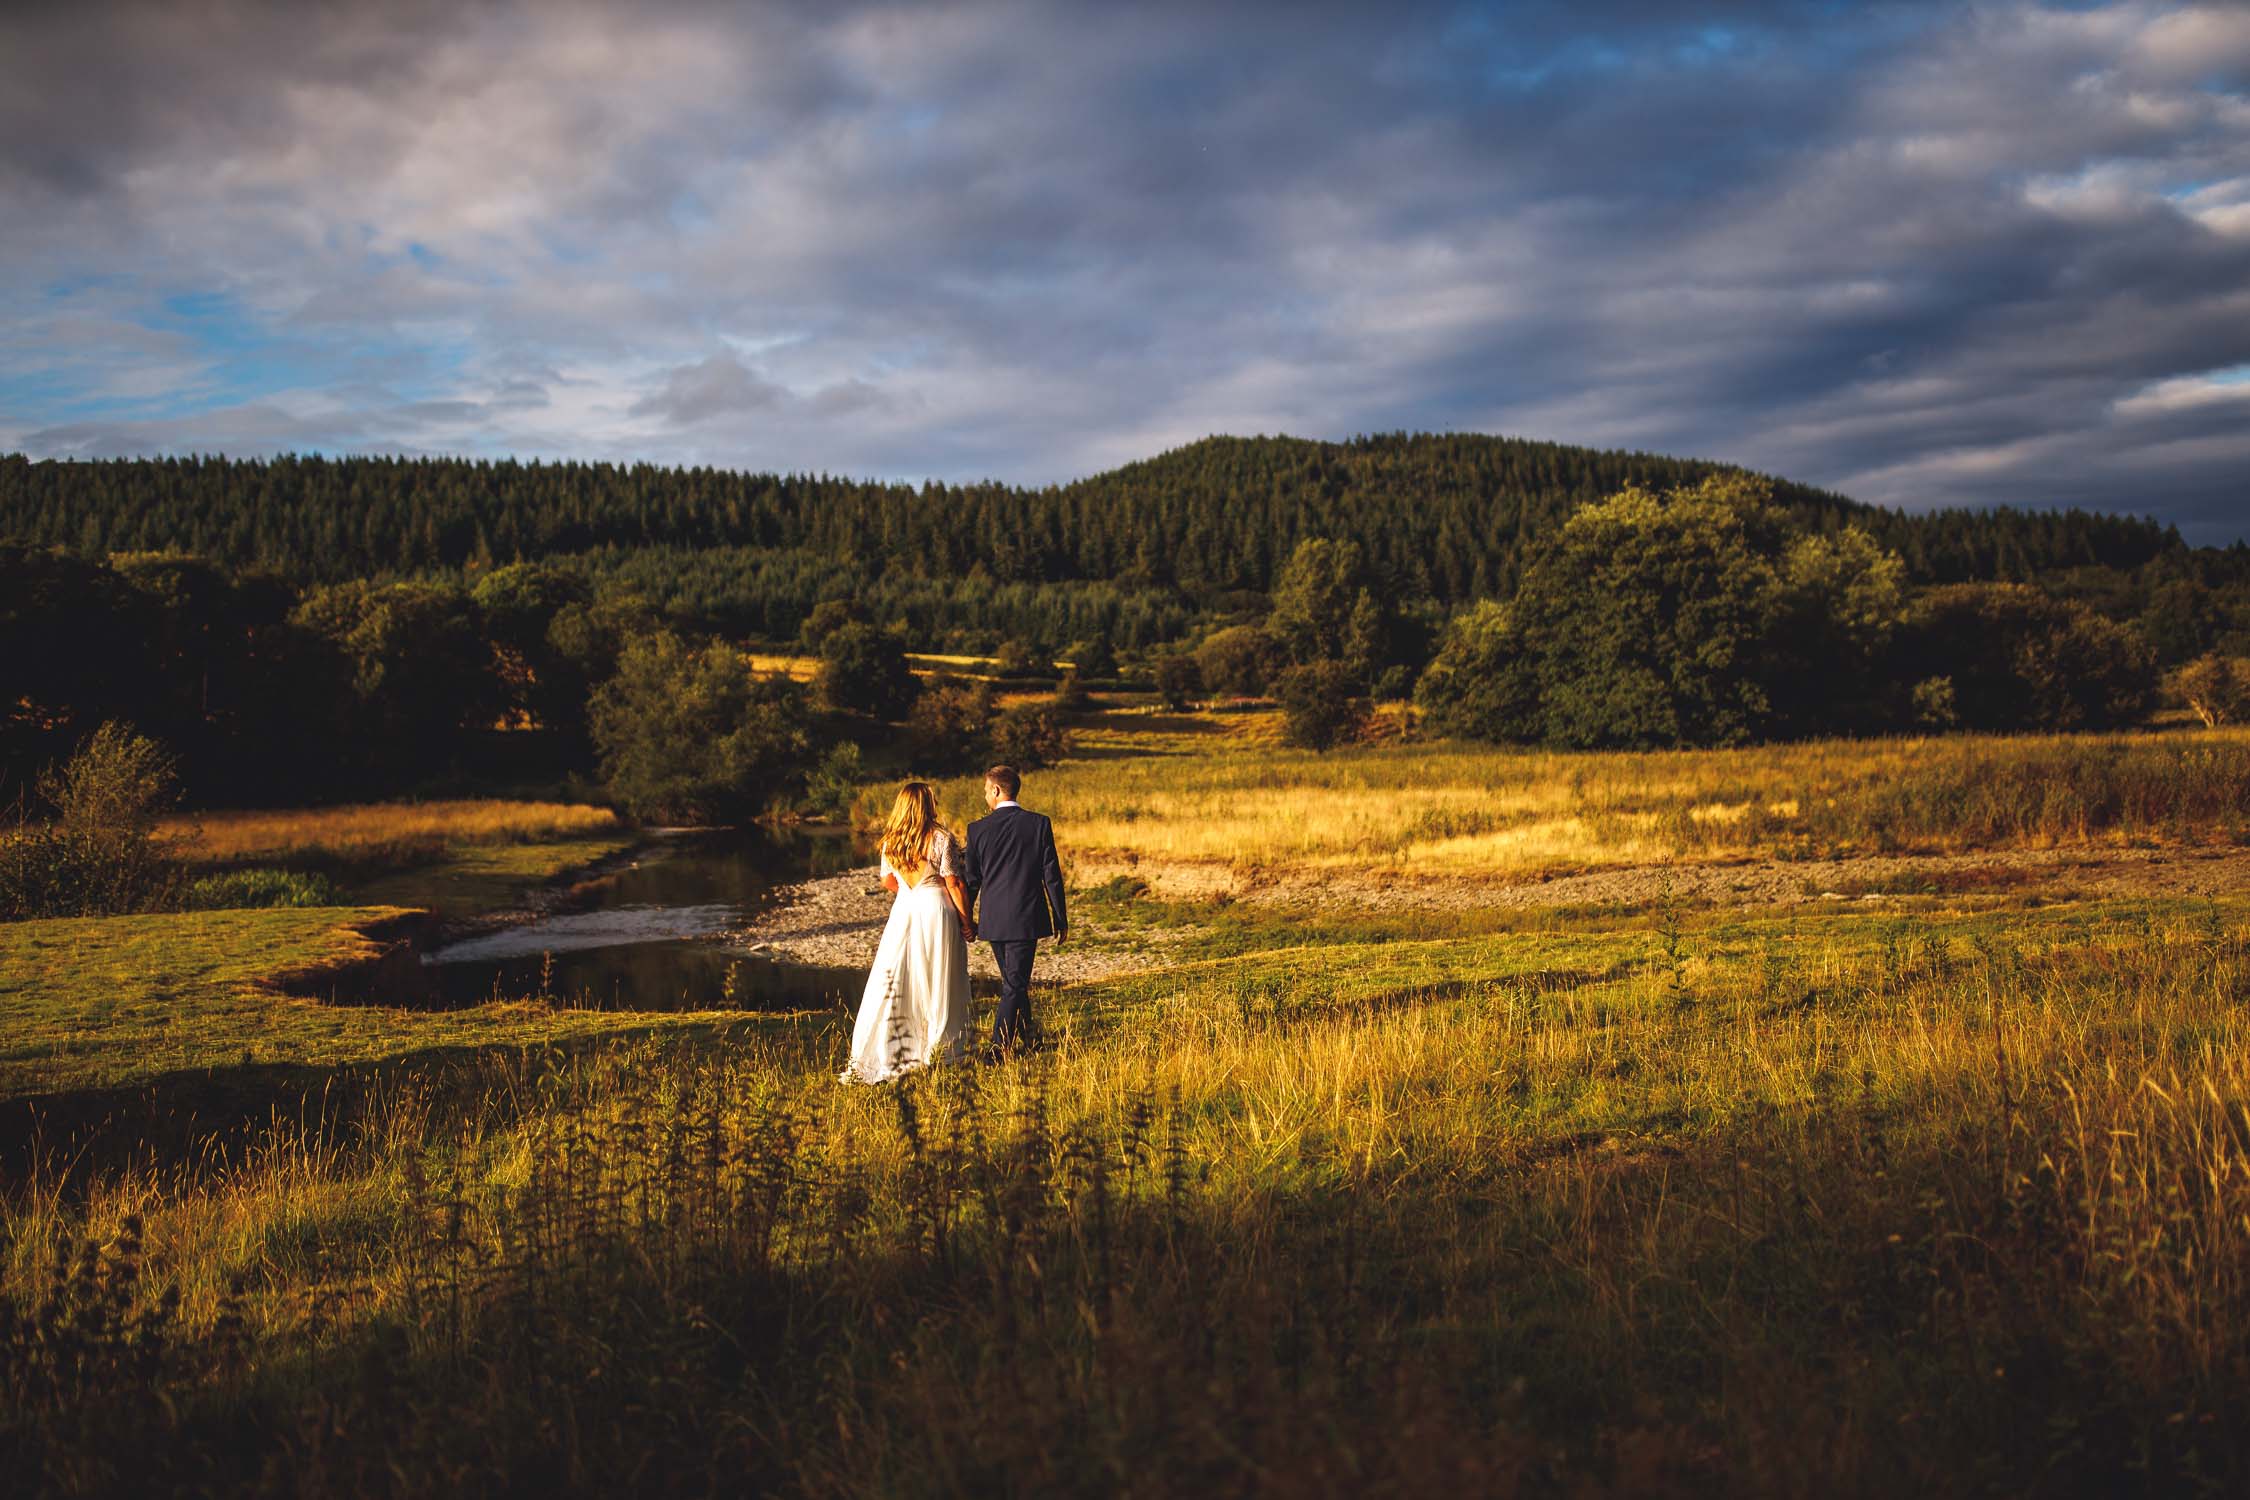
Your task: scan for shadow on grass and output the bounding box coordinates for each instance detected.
[0,1013,832,1191]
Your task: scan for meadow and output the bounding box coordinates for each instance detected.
[908,716,2250,883]
[5,714,2249,1496]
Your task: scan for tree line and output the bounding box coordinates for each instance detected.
[5,434,2249,841]
[6,436,2241,656]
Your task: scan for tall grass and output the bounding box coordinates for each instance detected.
[161,800,625,866]
[970,721,2250,878]
[6,905,2247,1494]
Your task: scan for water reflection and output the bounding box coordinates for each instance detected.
[421,825,864,1012]
[432,944,861,1013]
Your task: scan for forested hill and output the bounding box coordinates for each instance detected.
[0,434,2210,640]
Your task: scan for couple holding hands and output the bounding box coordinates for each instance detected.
[841,764,1068,1084]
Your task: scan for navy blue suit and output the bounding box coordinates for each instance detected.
[962,803,1067,1048]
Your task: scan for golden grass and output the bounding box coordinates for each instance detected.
[9,898,2247,1491]
[745,651,820,681]
[936,714,2250,880]
[162,800,625,864]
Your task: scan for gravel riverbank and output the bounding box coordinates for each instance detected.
[723,868,1187,985]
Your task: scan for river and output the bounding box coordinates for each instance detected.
[418,826,870,1012]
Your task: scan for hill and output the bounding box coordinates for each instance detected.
[0,435,2228,648]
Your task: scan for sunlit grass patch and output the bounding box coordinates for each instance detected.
[165,800,627,864]
[745,650,820,681]
[943,713,2250,881]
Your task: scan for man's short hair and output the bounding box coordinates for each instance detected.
[985,764,1021,800]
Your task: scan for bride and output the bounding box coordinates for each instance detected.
[841,781,975,1083]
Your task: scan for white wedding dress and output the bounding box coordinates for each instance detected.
[841,829,971,1083]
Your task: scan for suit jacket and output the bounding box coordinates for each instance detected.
[963,804,1067,943]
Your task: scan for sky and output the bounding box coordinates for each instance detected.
[2,0,2247,543]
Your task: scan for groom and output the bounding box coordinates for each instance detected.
[961,763,1067,1053]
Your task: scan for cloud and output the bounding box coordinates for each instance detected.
[629,353,790,426]
[1,0,2247,542]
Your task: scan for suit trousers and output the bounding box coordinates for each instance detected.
[989,938,1038,1048]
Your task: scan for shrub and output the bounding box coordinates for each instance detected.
[1153,651,1202,710]
[2167,653,2250,729]
[1065,634,1117,682]
[1053,670,1091,713]
[1276,660,1367,752]
[993,639,1053,679]
[989,701,1068,769]
[816,623,920,720]
[183,868,341,909]
[907,674,996,772]
[797,598,864,651]
[0,722,182,920]
[803,742,866,821]
[1194,625,1280,698]
[590,632,811,823]
[1910,676,1960,729]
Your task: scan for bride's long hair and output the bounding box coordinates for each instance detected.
[879,781,948,876]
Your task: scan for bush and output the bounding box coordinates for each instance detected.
[590,632,811,823]
[989,701,1069,769]
[1065,634,1117,682]
[797,599,864,651]
[1910,676,1960,730]
[1153,651,1202,710]
[803,742,866,821]
[1901,583,2154,733]
[0,722,181,920]
[816,623,921,720]
[1195,625,1280,698]
[183,868,341,909]
[2167,652,2250,728]
[907,674,997,772]
[1276,660,1367,752]
[993,639,1053,679]
[1053,670,1091,713]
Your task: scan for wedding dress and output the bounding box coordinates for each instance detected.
[841,829,971,1083]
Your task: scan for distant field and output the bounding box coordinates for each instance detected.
[160,799,636,918]
[745,650,821,681]
[165,800,626,863]
[925,711,2250,881]
[748,648,1095,685]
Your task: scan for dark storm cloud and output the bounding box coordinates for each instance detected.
[1,0,2246,540]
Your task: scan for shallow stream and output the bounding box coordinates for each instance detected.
[419,827,868,1011]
